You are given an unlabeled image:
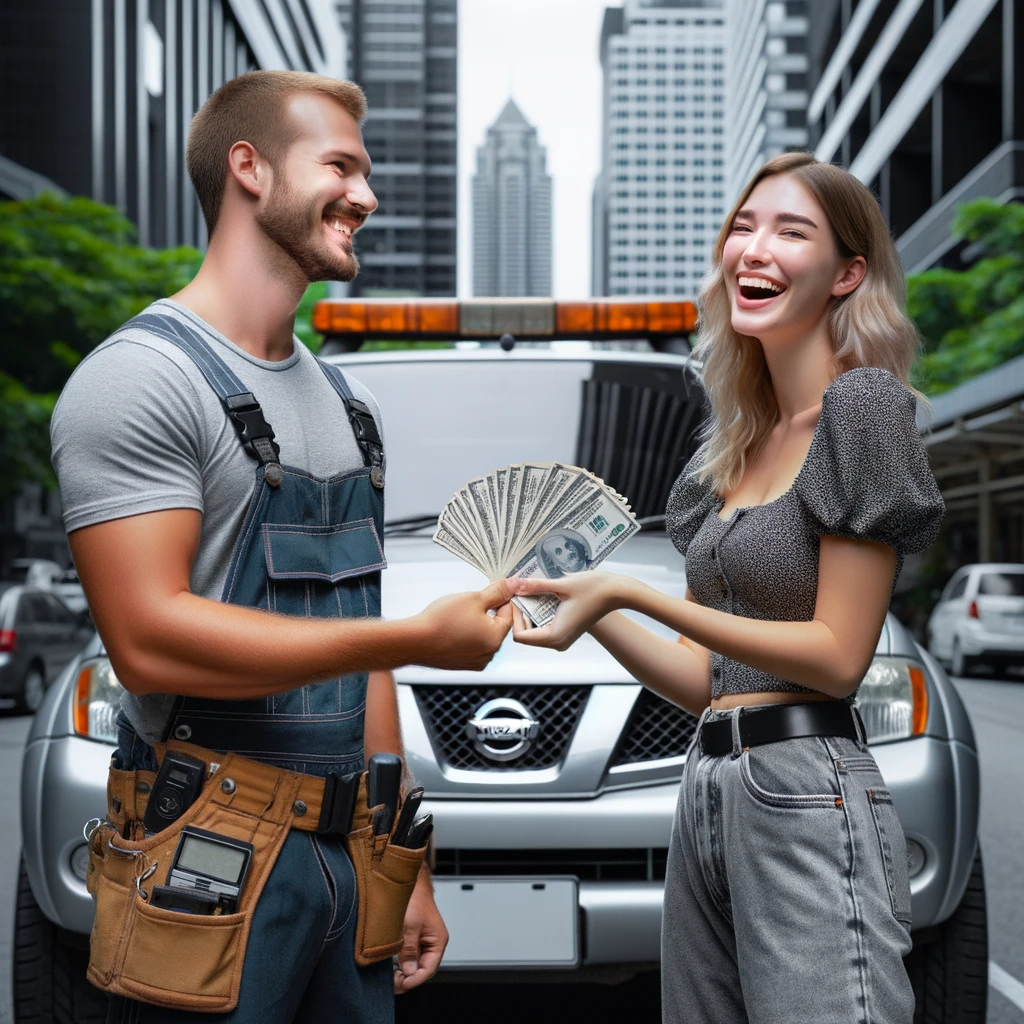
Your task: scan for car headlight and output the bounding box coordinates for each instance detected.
[73,658,123,743]
[854,657,928,744]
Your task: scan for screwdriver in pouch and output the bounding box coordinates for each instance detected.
[391,787,424,847]
[367,753,403,835]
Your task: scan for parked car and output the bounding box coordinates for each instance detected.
[0,583,92,713]
[16,303,987,1023]
[927,562,1024,677]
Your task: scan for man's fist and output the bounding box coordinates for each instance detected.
[415,581,513,671]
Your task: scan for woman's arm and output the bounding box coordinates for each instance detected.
[586,598,711,716]
[510,534,897,699]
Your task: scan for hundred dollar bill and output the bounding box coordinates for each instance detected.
[507,486,639,627]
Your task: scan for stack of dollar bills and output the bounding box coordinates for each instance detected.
[433,463,640,627]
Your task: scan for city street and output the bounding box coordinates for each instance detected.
[1,677,1023,1023]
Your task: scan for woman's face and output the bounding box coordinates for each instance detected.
[721,173,865,343]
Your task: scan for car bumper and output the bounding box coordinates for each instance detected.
[22,733,979,964]
[959,623,1024,658]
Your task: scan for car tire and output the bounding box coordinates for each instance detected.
[14,855,108,1024]
[951,640,974,679]
[905,846,988,1024]
[16,664,46,714]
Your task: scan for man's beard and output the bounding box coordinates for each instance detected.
[255,177,360,283]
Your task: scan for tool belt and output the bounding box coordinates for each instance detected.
[85,740,429,1013]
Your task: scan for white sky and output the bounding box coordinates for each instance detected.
[457,0,611,298]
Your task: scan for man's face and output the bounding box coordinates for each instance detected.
[541,535,586,574]
[256,92,377,283]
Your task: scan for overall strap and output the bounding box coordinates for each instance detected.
[125,312,282,471]
[316,358,385,482]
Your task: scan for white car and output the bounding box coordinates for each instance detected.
[927,563,1024,677]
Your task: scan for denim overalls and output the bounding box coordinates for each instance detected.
[107,313,395,1024]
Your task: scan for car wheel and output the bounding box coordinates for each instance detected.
[905,847,988,1024]
[16,664,46,714]
[951,640,973,679]
[14,855,109,1023]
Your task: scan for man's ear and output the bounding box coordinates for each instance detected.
[226,141,266,199]
[832,255,867,298]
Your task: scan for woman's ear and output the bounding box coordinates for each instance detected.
[832,255,867,298]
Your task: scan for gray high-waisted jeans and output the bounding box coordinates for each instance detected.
[662,706,915,1024]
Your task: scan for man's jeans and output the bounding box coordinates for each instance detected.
[104,715,394,1024]
[662,707,915,1024]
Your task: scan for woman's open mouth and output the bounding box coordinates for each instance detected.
[736,275,787,308]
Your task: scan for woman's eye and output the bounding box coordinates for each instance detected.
[730,223,751,233]
[781,229,805,238]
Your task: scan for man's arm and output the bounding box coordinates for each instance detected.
[362,670,448,993]
[71,508,513,697]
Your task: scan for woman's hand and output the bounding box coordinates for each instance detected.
[505,572,633,651]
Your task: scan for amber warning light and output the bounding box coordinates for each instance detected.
[312,298,698,343]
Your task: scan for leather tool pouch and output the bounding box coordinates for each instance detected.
[343,777,430,967]
[86,743,299,1013]
[86,744,429,1011]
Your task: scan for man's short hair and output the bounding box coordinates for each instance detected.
[186,70,367,236]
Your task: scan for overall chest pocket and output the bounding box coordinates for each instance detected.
[262,520,386,620]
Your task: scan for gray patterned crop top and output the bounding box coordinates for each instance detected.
[665,366,945,701]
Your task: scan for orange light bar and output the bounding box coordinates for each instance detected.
[312,298,697,340]
[73,666,92,737]
[909,665,929,736]
[312,299,459,337]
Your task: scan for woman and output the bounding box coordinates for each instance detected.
[507,152,944,1023]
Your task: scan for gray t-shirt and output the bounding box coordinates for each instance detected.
[51,298,384,743]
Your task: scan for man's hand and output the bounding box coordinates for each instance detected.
[394,871,448,994]
[414,580,514,670]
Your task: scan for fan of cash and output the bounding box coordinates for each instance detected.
[433,463,640,627]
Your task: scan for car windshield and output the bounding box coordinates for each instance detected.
[978,572,1024,597]
[342,356,704,531]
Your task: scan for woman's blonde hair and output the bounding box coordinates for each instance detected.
[690,151,924,493]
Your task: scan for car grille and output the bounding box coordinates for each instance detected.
[611,690,698,766]
[415,685,590,770]
[435,848,669,882]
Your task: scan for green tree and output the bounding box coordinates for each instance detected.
[908,198,1024,394]
[0,192,202,393]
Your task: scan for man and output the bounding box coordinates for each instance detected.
[51,71,512,1022]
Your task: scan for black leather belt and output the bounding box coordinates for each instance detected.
[700,701,861,756]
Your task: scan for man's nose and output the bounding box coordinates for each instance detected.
[348,180,378,216]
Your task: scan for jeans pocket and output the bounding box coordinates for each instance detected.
[738,737,840,809]
[867,787,913,927]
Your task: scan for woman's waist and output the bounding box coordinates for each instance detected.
[710,689,841,711]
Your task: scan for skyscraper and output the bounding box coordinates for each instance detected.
[592,0,727,299]
[335,0,457,297]
[471,99,552,297]
[0,1,345,250]
[725,0,809,203]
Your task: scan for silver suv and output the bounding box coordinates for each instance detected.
[16,343,987,1022]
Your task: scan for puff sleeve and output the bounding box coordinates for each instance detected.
[793,367,945,556]
[666,449,718,557]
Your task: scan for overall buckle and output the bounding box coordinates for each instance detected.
[225,393,281,463]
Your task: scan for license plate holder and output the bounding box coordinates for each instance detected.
[432,876,580,968]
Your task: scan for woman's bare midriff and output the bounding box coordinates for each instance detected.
[711,689,840,711]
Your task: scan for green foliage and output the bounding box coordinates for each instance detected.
[0,192,201,393]
[0,373,58,498]
[908,198,1024,394]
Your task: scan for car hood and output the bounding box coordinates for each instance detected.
[382,533,688,684]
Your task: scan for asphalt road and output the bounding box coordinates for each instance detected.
[0,677,1022,1024]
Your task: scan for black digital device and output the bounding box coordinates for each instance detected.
[166,826,254,914]
[367,753,403,835]
[143,751,206,834]
[149,884,223,915]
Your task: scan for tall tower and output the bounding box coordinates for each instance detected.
[592,0,727,299]
[472,99,552,297]
[335,0,457,296]
[725,0,809,204]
